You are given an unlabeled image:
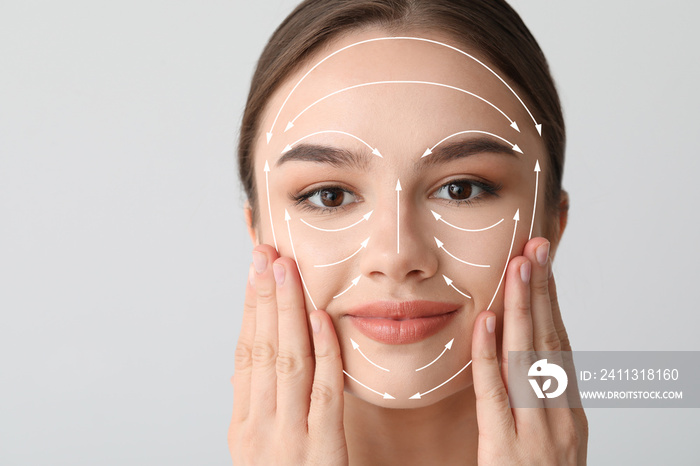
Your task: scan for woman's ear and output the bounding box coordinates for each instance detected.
[244,200,259,246]
[549,189,569,259]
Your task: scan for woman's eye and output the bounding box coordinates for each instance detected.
[306,187,357,208]
[433,180,484,202]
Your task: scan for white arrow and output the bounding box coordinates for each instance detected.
[343,370,395,399]
[434,237,490,268]
[350,338,390,372]
[333,275,361,299]
[266,36,541,145]
[285,209,317,310]
[314,238,370,268]
[415,338,455,372]
[431,210,504,232]
[281,130,383,158]
[528,160,541,240]
[287,81,519,133]
[442,275,472,299]
[487,209,520,311]
[396,179,402,254]
[263,161,278,250]
[422,130,522,158]
[410,359,473,399]
[301,210,373,232]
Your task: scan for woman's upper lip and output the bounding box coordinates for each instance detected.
[344,300,459,320]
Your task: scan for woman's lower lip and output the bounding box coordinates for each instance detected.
[347,311,458,345]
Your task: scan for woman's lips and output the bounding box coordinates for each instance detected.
[345,301,459,345]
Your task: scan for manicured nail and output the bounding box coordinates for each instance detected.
[248,263,256,287]
[252,251,267,274]
[273,263,285,286]
[310,314,321,334]
[486,315,496,334]
[520,261,531,284]
[536,242,550,266]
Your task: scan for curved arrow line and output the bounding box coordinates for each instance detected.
[442,275,472,299]
[266,36,540,143]
[487,209,520,311]
[410,359,473,399]
[282,130,382,157]
[415,338,454,372]
[313,238,369,268]
[332,275,361,300]
[435,238,490,268]
[285,210,317,310]
[343,370,395,399]
[301,211,373,233]
[263,161,278,250]
[528,160,541,240]
[396,179,401,254]
[351,339,390,372]
[287,81,518,131]
[423,130,522,157]
[431,211,504,232]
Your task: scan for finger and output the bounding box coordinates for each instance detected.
[523,239,569,413]
[249,244,280,418]
[548,271,586,417]
[274,257,314,426]
[231,263,257,423]
[523,239,561,354]
[548,269,571,352]
[307,310,345,440]
[501,256,536,387]
[472,311,515,437]
[501,256,547,429]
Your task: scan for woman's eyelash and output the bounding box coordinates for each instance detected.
[290,187,357,214]
[290,178,502,213]
[435,178,502,206]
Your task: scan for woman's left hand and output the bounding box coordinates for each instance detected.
[471,237,588,465]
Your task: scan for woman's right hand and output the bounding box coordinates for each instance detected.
[228,244,349,465]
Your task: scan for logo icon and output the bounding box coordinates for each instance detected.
[527,359,568,399]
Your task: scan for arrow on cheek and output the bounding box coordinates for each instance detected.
[284,209,317,310]
[529,160,541,240]
[263,161,278,250]
[486,209,520,311]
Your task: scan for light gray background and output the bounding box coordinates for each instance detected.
[1,1,698,464]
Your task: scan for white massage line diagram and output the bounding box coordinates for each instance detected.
[266,36,542,143]
[283,80,521,134]
[282,130,383,158]
[348,337,456,374]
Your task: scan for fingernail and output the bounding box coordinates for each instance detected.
[310,314,321,334]
[548,260,554,278]
[536,242,550,266]
[248,263,255,287]
[252,251,267,274]
[486,315,495,334]
[520,261,531,284]
[273,263,285,286]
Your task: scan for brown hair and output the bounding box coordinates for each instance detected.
[238,0,565,235]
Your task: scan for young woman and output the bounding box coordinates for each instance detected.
[229,0,587,464]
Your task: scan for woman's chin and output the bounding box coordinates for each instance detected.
[339,350,474,409]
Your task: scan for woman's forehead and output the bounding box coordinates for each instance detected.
[258,29,544,168]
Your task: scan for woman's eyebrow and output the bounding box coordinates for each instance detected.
[275,144,371,170]
[274,137,517,169]
[416,137,520,171]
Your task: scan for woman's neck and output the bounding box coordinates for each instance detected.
[343,388,479,465]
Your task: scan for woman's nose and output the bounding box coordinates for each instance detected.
[359,188,438,284]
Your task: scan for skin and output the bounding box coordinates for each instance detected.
[229,28,587,465]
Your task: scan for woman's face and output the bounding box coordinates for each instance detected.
[250,29,551,408]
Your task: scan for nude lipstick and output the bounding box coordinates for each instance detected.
[345,300,459,345]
